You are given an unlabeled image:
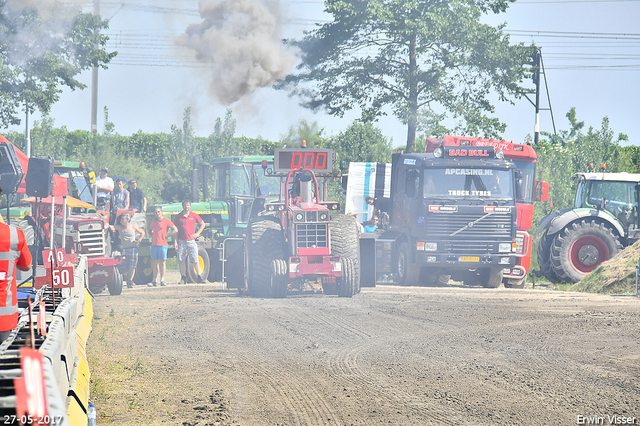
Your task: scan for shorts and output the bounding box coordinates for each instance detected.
[122,247,139,271]
[150,245,168,261]
[177,240,198,263]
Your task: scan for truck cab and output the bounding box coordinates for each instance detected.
[369,146,519,288]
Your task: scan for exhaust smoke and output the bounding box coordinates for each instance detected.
[177,0,297,105]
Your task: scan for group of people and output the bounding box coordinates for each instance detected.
[109,199,206,289]
[94,167,147,212]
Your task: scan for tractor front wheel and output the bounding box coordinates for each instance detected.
[270,259,288,298]
[338,258,356,297]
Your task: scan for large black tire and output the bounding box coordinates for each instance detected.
[480,268,503,289]
[549,219,622,283]
[338,258,356,297]
[270,259,288,298]
[107,267,123,296]
[186,246,210,283]
[437,274,451,285]
[247,216,284,298]
[537,232,561,284]
[330,214,360,260]
[134,255,153,285]
[330,214,360,294]
[394,242,419,286]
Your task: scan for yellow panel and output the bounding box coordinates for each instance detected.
[82,289,93,323]
[76,333,86,359]
[76,319,92,345]
[66,396,88,426]
[69,355,91,411]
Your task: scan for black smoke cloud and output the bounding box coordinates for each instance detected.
[177,0,297,105]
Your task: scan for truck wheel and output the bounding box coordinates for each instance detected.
[247,217,284,298]
[270,259,288,298]
[107,268,123,296]
[536,232,561,284]
[134,255,153,285]
[550,220,622,283]
[186,247,210,283]
[480,268,503,288]
[437,274,451,285]
[338,258,356,297]
[504,277,526,289]
[395,242,419,286]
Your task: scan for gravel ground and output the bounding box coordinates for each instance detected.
[87,274,640,425]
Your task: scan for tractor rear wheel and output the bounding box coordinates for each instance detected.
[134,255,153,285]
[270,259,288,298]
[338,258,356,297]
[330,214,360,294]
[13,219,35,246]
[186,247,210,283]
[247,216,284,298]
[537,232,561,284]
[550,219,621,283]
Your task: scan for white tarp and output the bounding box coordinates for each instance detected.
[344,162,391,224]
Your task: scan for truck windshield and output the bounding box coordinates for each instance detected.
[424,168,513,199]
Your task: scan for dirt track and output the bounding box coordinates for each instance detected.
[88,278,640,425]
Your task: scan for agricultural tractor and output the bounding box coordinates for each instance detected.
[139,155,281,286]
[244,147,361,298]
[537,171,640,283]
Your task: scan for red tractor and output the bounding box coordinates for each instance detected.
[245,147,360,298]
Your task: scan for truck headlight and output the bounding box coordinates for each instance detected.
[499,243,512,253]
[425,242,437,251]
[500,257,510,264]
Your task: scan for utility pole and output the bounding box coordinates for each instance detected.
[532,50,541,145]
[90,0,100,134]
[24,104,30,157]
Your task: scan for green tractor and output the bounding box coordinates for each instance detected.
[536,171,640,283]
[137,155,280,287]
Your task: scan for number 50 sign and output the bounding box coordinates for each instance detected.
[34,266,75,290]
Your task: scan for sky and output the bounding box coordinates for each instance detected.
[7,0,640,148]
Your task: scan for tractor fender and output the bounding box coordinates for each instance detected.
[544,208,624,238]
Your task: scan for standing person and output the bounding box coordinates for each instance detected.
[174,199,205,284]
[112,178,130,210]
[0,186,33,342]
[128,179,147,213]
[94,167,114,208]
[110,212,145,288]
[149,206,177,287]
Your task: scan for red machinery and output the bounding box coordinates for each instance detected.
[244,146,360,297]
[426,136,549,287]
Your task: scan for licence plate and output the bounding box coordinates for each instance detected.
[459,256,480,262]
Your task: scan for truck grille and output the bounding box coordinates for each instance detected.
[78,221,105,257]
[296,224,328,249]
[425,213,512,239]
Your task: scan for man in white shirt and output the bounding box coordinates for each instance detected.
[95,167,114,208]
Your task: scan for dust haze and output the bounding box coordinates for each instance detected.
[177,0,298,105]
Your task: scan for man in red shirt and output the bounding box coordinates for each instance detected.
[0,205,33,342]
[174,199,205,284]
[149,206,178,287]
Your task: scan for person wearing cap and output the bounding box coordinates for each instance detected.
[128,179,147,213]
[95,167,114,208]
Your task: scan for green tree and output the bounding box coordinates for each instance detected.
[277,0,532,153]
[0,2,116,127]
[330,121,392,164]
